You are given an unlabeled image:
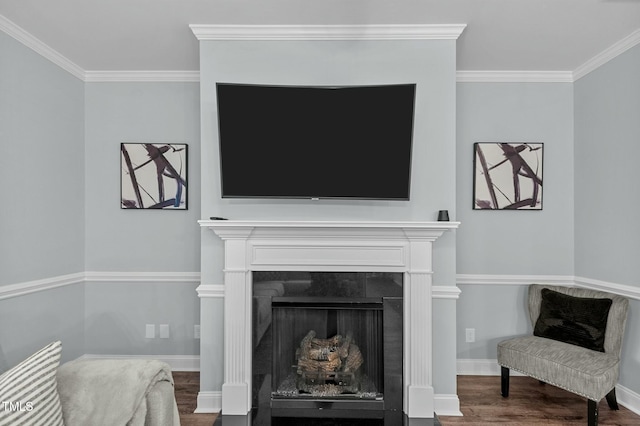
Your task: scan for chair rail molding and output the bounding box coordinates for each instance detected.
[457,273,640,301]
[456,274,574,287]
[0,272,85,301]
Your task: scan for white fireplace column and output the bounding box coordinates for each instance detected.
[199,220,458,418]
[404,228,440,417]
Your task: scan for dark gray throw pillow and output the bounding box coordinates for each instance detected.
[533,288,613,352]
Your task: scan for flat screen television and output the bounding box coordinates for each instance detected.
[216,83,416,200]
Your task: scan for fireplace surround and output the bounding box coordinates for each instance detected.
[200,220,458,420]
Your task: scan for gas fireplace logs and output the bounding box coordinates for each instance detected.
[295,330,364,395]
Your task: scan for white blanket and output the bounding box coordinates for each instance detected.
[56,358,180,426]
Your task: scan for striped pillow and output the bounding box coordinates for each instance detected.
[0,341,64,426]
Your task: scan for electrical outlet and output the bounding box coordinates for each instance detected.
[159,324,170,339]
[145,324,155,339]
[465,328,476,343]
[194,325,201,339]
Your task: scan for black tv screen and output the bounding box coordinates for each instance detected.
[216,83,415,200]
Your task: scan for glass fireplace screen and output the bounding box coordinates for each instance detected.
[252,272,403,417]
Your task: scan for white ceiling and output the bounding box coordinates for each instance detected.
[1,0,639,78]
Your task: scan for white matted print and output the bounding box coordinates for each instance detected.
[473,142,543,210]
[121,143,188,209]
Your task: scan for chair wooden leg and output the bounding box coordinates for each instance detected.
[588,399,598,426]
[501,366,509,397]
[605,388,619,410]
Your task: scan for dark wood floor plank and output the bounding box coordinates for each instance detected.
[174,371,218,426]
[175,373,640,426]
[440,376,640,426]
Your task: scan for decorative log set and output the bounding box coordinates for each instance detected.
[295,330,364,396]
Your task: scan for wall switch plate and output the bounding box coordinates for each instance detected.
[465,328,476,343]
[194,325,201,339]
[159,324,170,339]
[145,324,155,339]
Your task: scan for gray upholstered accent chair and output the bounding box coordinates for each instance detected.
[498,284,629,426]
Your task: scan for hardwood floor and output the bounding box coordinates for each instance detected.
[174,373,640,426]
[174,372,218,426]
[440,376,640,426]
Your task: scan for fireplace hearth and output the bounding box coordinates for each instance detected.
[213,413,442,426]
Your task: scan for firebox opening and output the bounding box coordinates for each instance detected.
[252,272,403,420]
[271,299,384,401]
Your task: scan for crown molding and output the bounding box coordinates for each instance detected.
[573,28,640,81]
[456,70,574,83]
[84,70,200,83]
[189,24,467,41]
[0,14,85,80]
[2,13,638,84]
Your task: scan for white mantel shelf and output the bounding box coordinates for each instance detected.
[198,219,460,231]
[200,219,459,418]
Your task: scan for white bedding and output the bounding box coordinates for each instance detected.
[56,358,180,426]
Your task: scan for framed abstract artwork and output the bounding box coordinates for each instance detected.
[473,142,543,210]
[120,143,188,209]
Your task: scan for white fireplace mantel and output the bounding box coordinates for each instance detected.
[199,220,459,418]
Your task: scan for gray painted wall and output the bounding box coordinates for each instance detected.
[83,82,202,356]
[456,82,575,276]
[455,82,575,360]
[3,20,639,404]
[574,46,640,287]
[198,39,460,395]
[84,281,200,355]
[574,44,640,395]
[84,82,201,272]
[0,284,85,370]
[0,32,85,285]
[0,32,85,366]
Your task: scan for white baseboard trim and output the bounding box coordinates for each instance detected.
[79,354,200,371]
[457,359,640,415]
[434,394,462,416]
[457,359,523,376]
[457,358,501,376]
[616,384,640,416]
[195,391,222,413]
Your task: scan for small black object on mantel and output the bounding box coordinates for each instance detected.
[437,210,450,221]
[209,216,228,220]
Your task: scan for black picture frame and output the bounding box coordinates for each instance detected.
[473,142,543,210]
[120,143,188,209]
